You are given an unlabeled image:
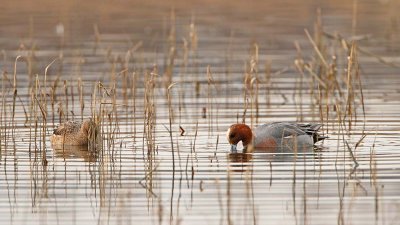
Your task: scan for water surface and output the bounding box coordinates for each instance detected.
[1,0,400,224]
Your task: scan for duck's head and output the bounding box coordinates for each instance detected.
[81,119,98,137]
[81,120,92,134]
[226,124,253,152]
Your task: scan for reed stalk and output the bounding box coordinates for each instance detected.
[143,67,157,198]
[167,82,177,224]
[12,56,22,141]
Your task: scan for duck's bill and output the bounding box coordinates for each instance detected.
[230,144,237,152]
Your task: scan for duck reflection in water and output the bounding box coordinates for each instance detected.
[52,145,96,162]
[228,145,321,172]
[229,145,317,161]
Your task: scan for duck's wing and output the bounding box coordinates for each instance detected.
[53,121,81,135]
[274,122,327,143]
[255,122,306,138]
[255,122,327,143]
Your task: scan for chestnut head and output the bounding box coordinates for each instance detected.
[226,124,253,152]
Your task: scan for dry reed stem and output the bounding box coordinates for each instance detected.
[77,78,84,121]
[167,82,177,224]
[131,72,137,144]
[249,43,259,126]
[93,23,101,54]
[12,56,22,139]
[294,41,304,121]
[142,68,157,198]
[207,66,220,134]
[226,166,232,225]
[264,60,271,108]
[63,80,68,120]
[305,29,329,68]
[0,73,4,160]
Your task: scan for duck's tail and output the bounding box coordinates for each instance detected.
[309,124,329,143]
[304,124,328,143]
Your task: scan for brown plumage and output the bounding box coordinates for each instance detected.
[50,120,93,146]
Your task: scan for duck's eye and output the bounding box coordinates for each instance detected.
[229,133,236,139]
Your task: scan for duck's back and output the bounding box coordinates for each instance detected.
[53,121,82,135]
[51,121,88,146]
[253,122,323,148]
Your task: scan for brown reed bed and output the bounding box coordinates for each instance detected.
[292,9,367,144]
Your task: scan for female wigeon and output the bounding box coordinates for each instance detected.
[226,122,327,152]
[50,120,93,146]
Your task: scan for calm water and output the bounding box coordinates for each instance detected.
[1,0,400,224]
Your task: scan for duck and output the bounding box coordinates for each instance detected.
[226,122,327,152]
[50,120,93,146]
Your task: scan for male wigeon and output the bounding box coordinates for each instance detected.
[226,122,327,152]
[50,120,93,146]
